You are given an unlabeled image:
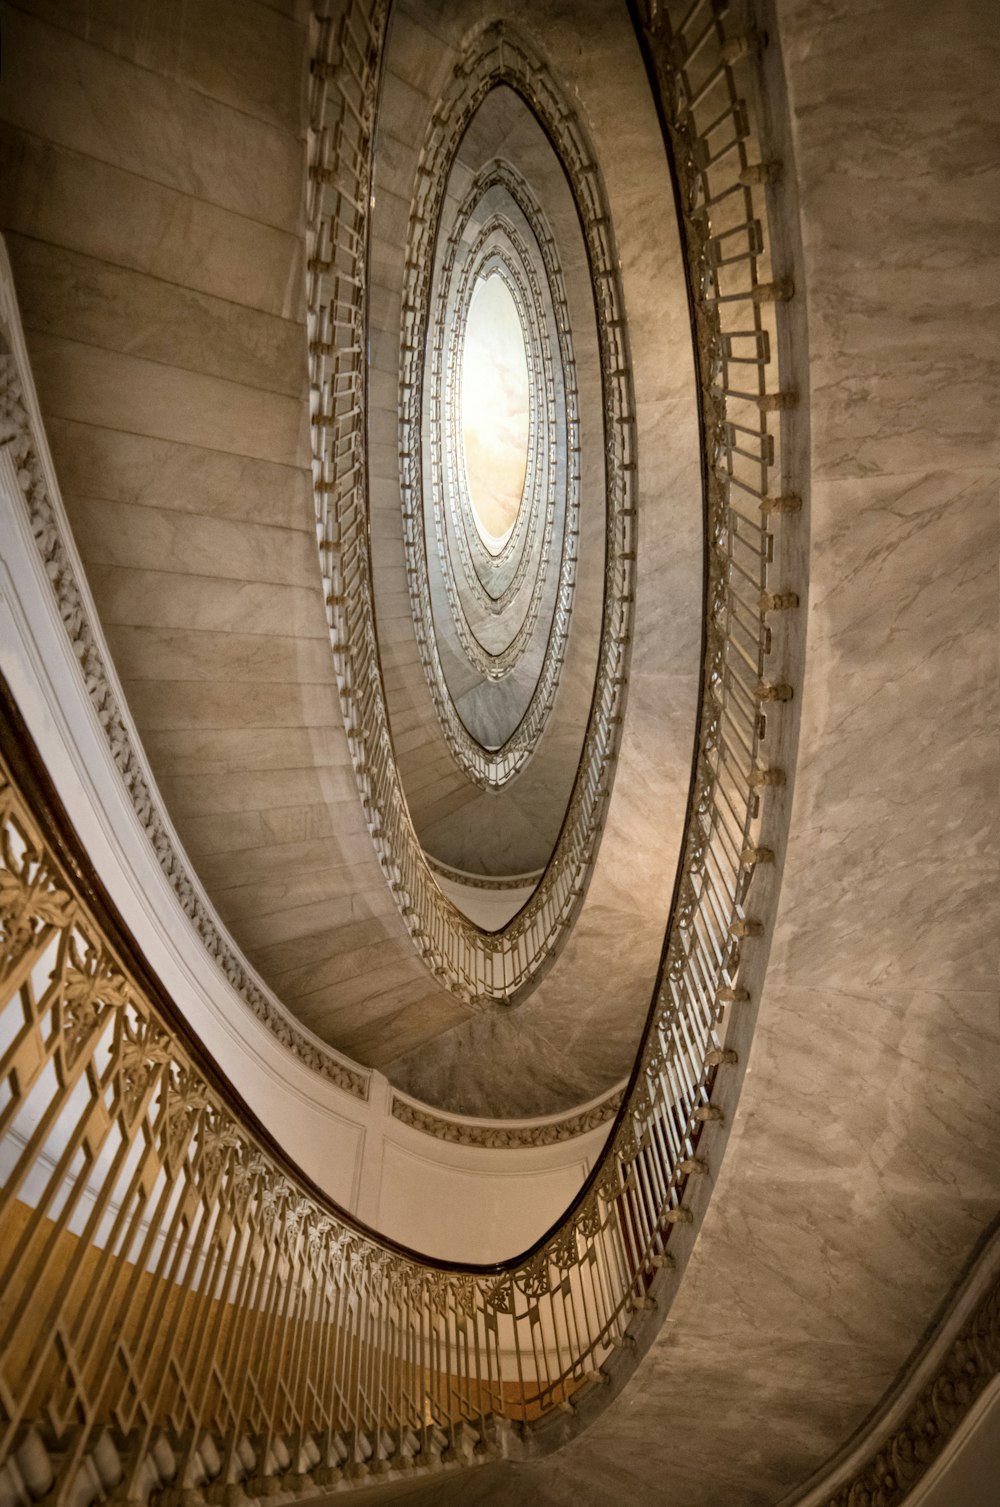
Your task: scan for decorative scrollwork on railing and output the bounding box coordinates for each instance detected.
[434,232,557,679]
[433,209,564,681]
[397,25,635,797]
[435,169,570,621]
[418,158,581,768]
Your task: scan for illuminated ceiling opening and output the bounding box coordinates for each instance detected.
[460,270,531,552]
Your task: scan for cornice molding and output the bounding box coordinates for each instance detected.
[391,1086,624,1148]
[425,854,543,891]
[779,1228,1000,1507]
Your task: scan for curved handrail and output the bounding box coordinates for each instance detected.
[396,38,635,793]
[436,238,557,675]
[437,168,575,617]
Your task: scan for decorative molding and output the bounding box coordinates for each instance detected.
[425,854,543,892]
[828,1283,1000,1506]
[777,1232,1000,1507]
[391,1088,624,1148]
[0,245,368,1101]
[441,206,555,613]
[398,28,633,791]
[432,208,565,684]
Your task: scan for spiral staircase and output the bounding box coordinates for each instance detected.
[0,0,997,1504]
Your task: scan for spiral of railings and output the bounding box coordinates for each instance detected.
[422,164,581,776]
[0,0,803,1499]
[434,177,571,610]
[438,178,570,618]
[308,14,636,1003]
[396,26,635,796]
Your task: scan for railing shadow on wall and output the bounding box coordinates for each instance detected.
[0,0,805,1499]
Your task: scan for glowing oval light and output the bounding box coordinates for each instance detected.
[460,272,530,551]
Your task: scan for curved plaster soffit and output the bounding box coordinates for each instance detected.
[398,45,630,793]
[308,17,638,1007]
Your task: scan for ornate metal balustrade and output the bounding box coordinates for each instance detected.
[2,0,803,1500]
[397,25,635,797]
[435,170,571,623]
[434,230,558,679]
[308,10,636,1004]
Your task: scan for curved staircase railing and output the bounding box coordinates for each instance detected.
[0,0,802,1498]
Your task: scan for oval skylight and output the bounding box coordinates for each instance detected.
[460,272,530,551]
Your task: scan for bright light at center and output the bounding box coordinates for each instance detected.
[461,273,530,550]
